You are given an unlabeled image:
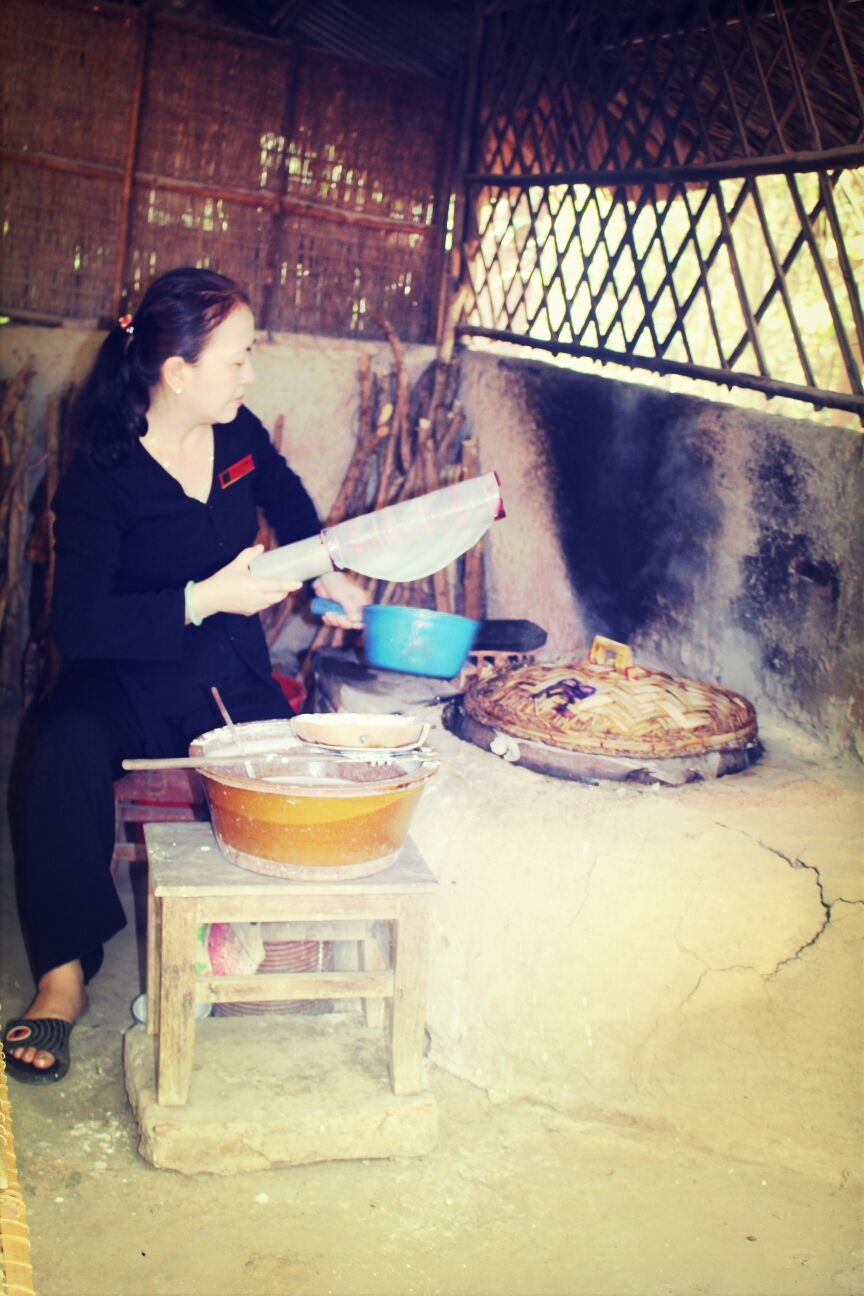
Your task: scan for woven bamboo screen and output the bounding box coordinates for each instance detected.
[0,0,451,341]
[270,50,447,337]
[0,0,138,319]
[458,0,864,419]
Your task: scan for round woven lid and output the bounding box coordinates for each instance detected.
[463,637,758,759]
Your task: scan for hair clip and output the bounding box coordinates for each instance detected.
[118,314,134,335]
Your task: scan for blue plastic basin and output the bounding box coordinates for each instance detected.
[362,604,479,678]
[311,597,479,678]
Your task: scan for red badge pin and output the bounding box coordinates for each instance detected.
[219,454,254,489]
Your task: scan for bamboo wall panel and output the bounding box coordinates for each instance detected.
[0,0,138,166]
[287,52,446,224]
[1,0,451,342]
[125,187,272,318]
[272,214,434,340]
[136,22,290,196]
[0,163,120,318]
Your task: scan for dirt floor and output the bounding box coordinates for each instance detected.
[1,705,862,1296]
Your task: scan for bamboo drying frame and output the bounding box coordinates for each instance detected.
[456,0,864,420]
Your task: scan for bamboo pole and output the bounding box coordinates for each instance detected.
[463,143,864,189]
[460,435,485,622]
[456,325,864,417]
[112,4,151,311]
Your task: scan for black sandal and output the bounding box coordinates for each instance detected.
[2,1017,73,1084]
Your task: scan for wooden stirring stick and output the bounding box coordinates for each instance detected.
[121,749,440,772]
[210,685,255,777]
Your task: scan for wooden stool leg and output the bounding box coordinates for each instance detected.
[360,920,390,1029]
[389,897,431,1096]
[146,874,160,1038]
[156,900,198,1107]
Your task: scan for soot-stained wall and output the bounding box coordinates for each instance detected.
[461,352,863,760]
[520,367,723,644]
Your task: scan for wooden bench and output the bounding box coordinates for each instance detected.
[112,770,207,872]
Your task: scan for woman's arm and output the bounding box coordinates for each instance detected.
[51,455,298,659]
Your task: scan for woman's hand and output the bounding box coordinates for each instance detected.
[312,571,371,629]
[187,545,300,623]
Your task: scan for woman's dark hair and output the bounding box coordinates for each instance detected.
[71,267,251,467]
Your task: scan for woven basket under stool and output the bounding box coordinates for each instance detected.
[213,939,334,1017]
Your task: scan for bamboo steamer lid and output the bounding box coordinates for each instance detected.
[462,636,758,760]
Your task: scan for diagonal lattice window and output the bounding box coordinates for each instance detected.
[459,0,864,421]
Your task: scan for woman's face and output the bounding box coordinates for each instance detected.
[180,303,256,425]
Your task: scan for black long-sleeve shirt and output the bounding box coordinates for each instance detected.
[51,405,321,752]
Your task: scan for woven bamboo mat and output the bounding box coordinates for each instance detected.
[0,1034,36,1296]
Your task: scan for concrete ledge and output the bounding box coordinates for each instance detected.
[124,1015,437,1175]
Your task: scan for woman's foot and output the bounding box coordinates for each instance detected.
[7,961,88,1073]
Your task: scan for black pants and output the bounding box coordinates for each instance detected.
[19,668,292,985]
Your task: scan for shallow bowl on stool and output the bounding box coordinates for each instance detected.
[290,711,429,750]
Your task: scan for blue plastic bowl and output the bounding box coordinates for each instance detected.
[362,604,479,678]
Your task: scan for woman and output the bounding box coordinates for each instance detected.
[3,267,367,1083]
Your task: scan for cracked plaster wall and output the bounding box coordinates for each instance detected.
[410,729,863,1180]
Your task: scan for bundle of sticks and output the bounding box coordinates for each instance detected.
[21,384,79,706]
[0,364,42,704]
[264,313,485,660]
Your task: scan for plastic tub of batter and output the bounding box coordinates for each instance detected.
[189,720,437,879]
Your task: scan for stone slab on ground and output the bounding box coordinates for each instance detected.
[124,1014,437,1175]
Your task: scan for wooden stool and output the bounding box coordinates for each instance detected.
[112,771,208,871]
[144,822,437,1107]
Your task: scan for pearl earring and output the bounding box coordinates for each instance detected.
[174,387,183,395]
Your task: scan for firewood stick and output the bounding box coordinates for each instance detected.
[0,365,34,461]
[432,396,450,447]
[436,404,466,471]
[374,314,412,475]
[1,399,30,691]
[438,283,470,366]
[357,352,373,435]
[419,426,451,613]
[25,396,59,567]
[0,433,40,536]
[327,428,381,531]
[428,360,451,422]
[460,436,485,621]
[418,418,433,480]
[326,361,381,528]
[431,569,451,614]
[463,537,485,622]
[373,402,400,511]
[345,373,383,519]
